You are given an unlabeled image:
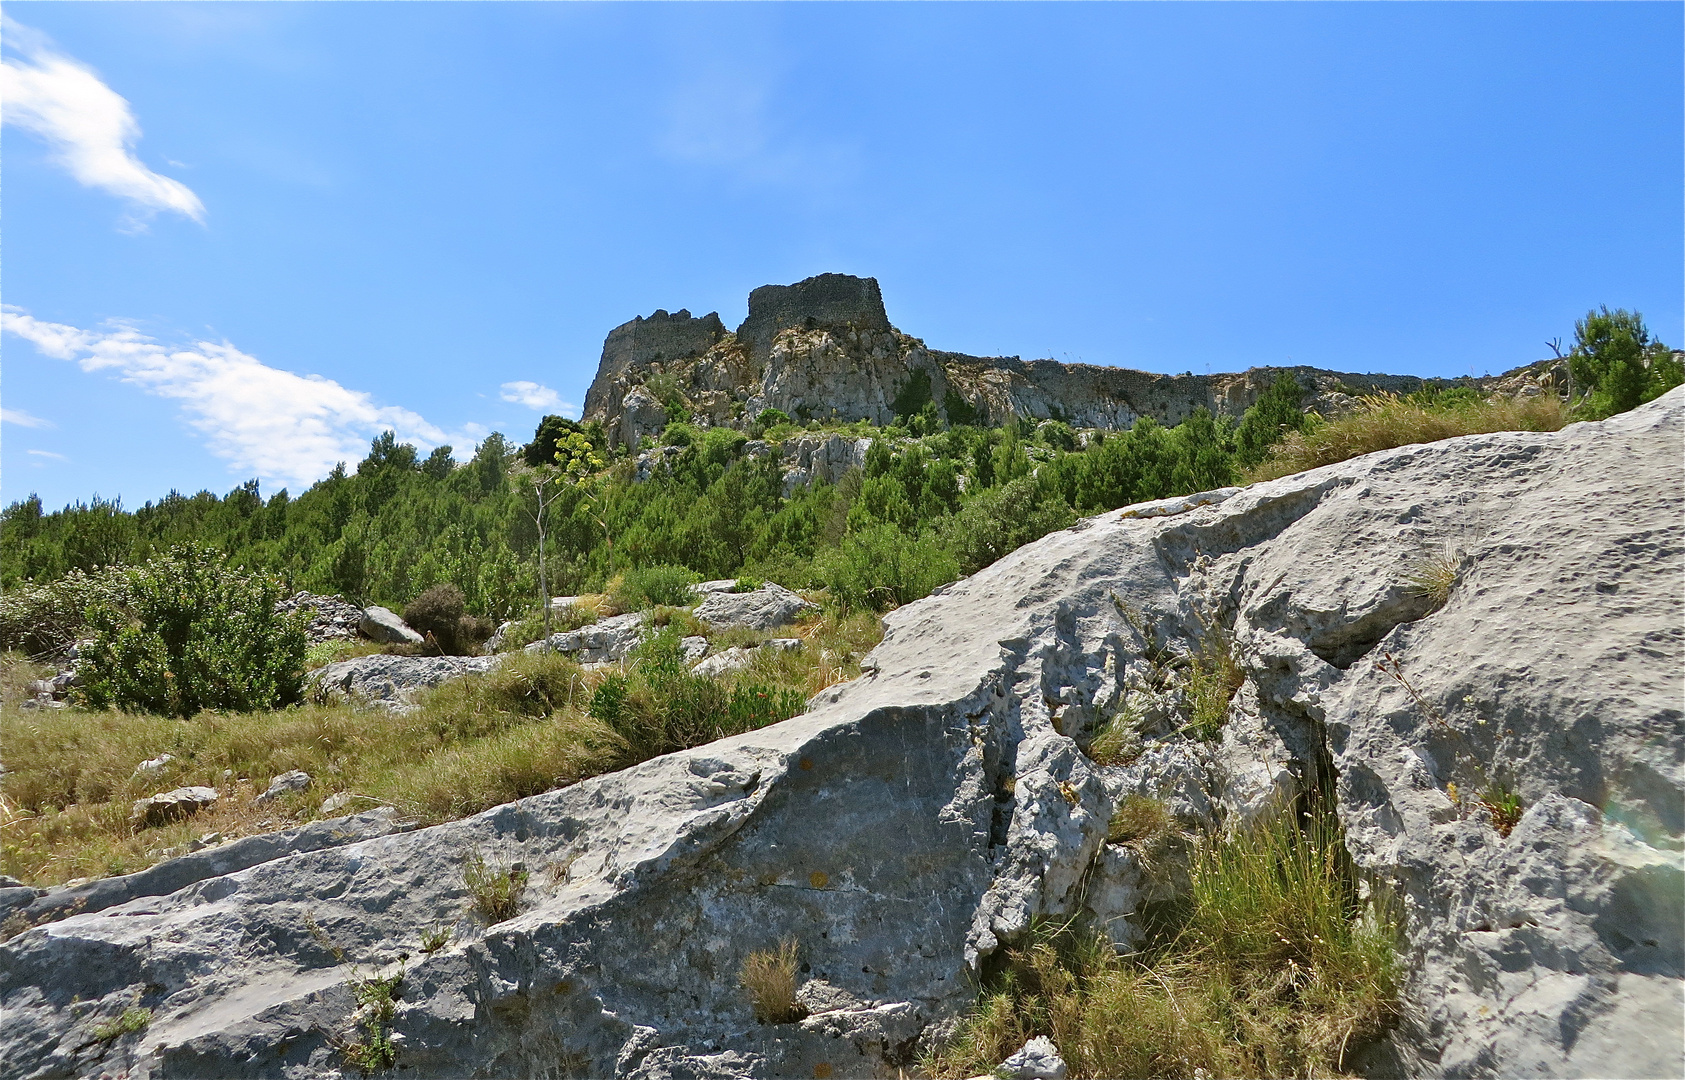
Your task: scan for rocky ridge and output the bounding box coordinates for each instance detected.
[2,390,1680,1079]
[582,273,1571,451]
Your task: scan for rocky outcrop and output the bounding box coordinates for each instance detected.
[274,591,363,642]
[3,391,1679,1080]
[581,273,1524,451]
[524,612,647,665]
[307,653,503,710]
[693,583,818,631]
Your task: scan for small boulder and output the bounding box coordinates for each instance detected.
[255,770,312,805]
[997,1036,1068,1080]
[132,753,175,778]
[359,606,424,645]
[680,636,710,663]
[130,786,219,830]
[693,583,818,631]
[320,791,361,816]
[692,647,753,678]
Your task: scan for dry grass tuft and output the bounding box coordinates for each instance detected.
[1247,393,1567,483]
[741,939,806,1024]
[1403,545,1461,609]
[463,851,528,923]
[926,807,1399,1080]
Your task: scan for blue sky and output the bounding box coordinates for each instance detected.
[4,2,1680,511]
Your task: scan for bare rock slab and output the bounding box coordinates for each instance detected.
[694,582,817,631]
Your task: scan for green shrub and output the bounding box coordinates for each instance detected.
[78,545,307,717]
[402,582,487,655]
[815,522,961,612]
[1234,374,1309,469]
[936,477,1075,576]
[1569,306,1680,419]
[587,629,806,759]
[91,1005,151,1043]
[613,564,700,610]
[0,565,132,656]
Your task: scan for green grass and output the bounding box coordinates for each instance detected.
[1,606,882,888]
[91,1005,152,1043]
[927,806,1399,1079]
[1246,392,1568,483]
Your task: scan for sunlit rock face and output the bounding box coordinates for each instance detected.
[582,272,1491,451]
[3,390,1679,1080]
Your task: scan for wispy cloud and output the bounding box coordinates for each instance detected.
[2,407,54,429]
[3,306,453,489]
[1,16,205,226]
[499,380,575,416]
[26,449,69,462]
[661,60,856,189]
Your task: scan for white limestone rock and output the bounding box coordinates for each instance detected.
[128,786,218,830]
[694,582,817,631]
[358,605,425,645]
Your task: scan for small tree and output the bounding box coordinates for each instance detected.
[79,544,307,716]
[1568,306,1680,419]
[525,432,605,636]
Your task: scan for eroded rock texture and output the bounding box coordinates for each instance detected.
[3,391,1679,1079]
[580,272,1552,451]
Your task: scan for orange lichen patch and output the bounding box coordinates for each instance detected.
[809,871,829,888]
[814,1064,833,1078]
[798,758,814,771]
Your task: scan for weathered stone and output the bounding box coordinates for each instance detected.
[582,273,1548,449]
[308,653,504,709]
[276,591,364,642]
[358,605,425,645]
[691,646,753,678]
[680,636,710,663]
[694,583,817,631]
[997,1035,1068,1080]
[254,770,312,805]
[1,391,1679,1080]
[128,786,218,830]
[131,753,174,779]
[525,612,647,664]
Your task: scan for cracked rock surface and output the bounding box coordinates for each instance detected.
[3,390,1679,1079]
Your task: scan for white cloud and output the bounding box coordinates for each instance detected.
[26,449,68,462]
[2,306,453,489]
[1,16,205,225]
[499,380,575,415]
[2,407,54,428]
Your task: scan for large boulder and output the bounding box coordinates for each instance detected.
[694,582,818,631]
[358,605,424,645]
[2,391,1679,1080]
[307,653,503,709]
[524,612,647,665]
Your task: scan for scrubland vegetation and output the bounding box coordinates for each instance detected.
[0,306,1673,1071]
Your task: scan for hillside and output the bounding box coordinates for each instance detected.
[3,388,1678,1079]
[580,272,1564,449]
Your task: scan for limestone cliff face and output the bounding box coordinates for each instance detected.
[580,273,1519,450]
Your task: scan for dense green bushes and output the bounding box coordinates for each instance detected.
[11,311,1663,623]
[1568,306,1682,419]
[78,545,308,717]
